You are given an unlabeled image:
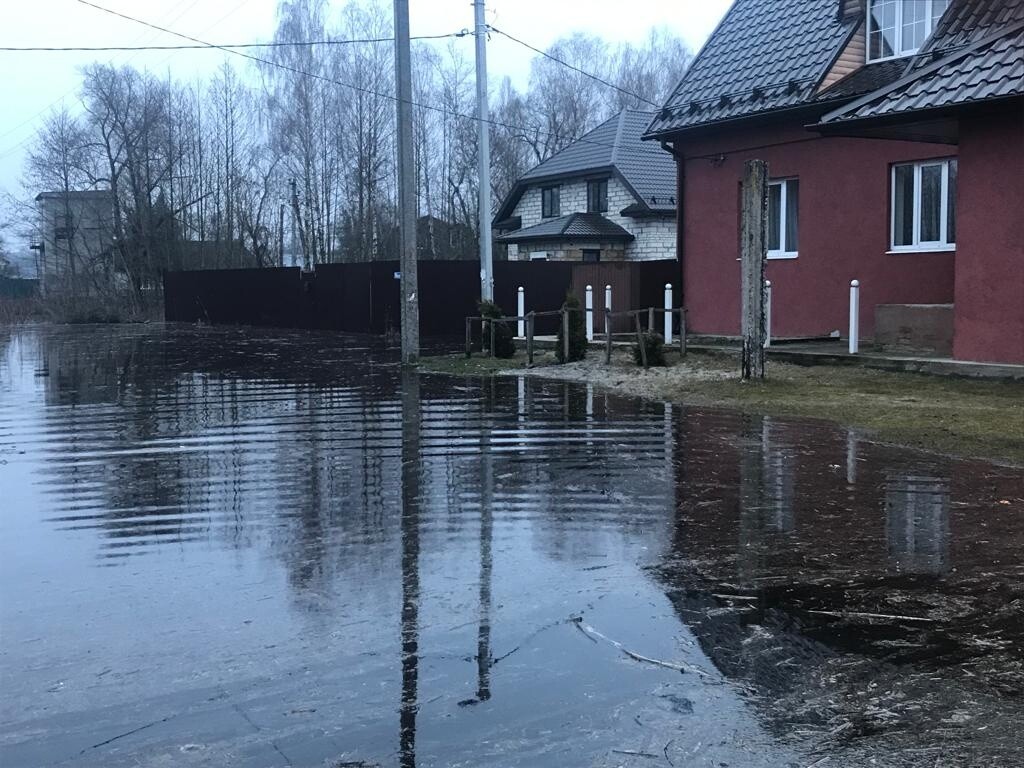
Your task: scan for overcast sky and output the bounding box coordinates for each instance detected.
[0,0,729,226]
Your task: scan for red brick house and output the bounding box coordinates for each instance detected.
[644,0,1023,364]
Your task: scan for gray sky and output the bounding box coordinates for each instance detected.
[0,0,729,212]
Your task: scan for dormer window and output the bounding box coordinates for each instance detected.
[868,0,950,62]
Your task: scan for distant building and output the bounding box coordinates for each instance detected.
[493,110,677,263]
[34,190,115,292]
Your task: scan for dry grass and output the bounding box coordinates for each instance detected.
[420,348,1024,466]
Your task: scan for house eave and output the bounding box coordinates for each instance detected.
[814,94,1024,144]
[643,100,851,144]
[497,233,635,245]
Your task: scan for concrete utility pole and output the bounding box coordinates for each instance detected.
[394,0,419,363]
[740,159,768,380]
[474,0,494,301]
[278,203,285,268]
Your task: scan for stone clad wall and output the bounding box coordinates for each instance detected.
[510,176,676,262]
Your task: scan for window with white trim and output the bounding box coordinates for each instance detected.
[767,178,799,259]
[891,158,957,251]
[868,0,950,62]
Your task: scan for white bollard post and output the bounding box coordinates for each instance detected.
[849,279,860,354]
[585,284,594,342]
[764,279,772,348]
[604,284,612,339]
[663,283,673,343]
[517,286,525,338]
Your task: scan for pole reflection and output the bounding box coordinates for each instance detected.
[399,368,421,768]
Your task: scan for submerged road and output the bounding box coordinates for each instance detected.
[1,325,1022,767]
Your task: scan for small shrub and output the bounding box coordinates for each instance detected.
[632,331,666,367]
[477,299,516,359]
[556,292,588,363]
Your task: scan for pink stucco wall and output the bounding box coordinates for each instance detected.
[952,106,1024,365]
[677,121,957,340]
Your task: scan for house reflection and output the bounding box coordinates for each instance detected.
[884,474,950,575]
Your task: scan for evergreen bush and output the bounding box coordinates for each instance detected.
[556,292,588,363]
[632,331,666,367]
[477,299,516,358]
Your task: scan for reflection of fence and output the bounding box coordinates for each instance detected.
[164,259,680,336]
[466,304,688,369]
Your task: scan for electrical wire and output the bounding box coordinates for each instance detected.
[487,25,660,108]
[0,33,469,52]
[72,0,653,161]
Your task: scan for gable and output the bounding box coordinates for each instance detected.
[819,20,866,92]
[496,111,675,221]
[645,0,859,138]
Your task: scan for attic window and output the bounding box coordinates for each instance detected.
[542,186,560,218]
[587,179,608,214]
[868,0,950,62]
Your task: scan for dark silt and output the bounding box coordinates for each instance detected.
[1,325,1022,767]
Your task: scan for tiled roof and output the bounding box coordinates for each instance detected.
[495,110,675,221]
[816,59,908,100]
[495,213,635,244]
[645,0,858,138]
[821,0,1024,124]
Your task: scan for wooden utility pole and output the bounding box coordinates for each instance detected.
[474,0,494,301]
[394,0,420,363]
[740,160,768,379]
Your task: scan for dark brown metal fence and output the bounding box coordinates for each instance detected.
[163,259,679,336]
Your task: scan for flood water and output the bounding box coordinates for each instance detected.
[1,325,1022,768]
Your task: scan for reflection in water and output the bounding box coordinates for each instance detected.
[738,417,796,584]
[2,326,1023,768]
[399,369,421,768]
[885,474,951,575]
[846,428,859,485]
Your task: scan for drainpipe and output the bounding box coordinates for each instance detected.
[661,140,686,309]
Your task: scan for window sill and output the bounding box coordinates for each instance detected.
[767,252,798,260]
[887,246,956,254]
[867,51,917,64]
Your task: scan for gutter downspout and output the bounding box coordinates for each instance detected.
[661,140,686,310]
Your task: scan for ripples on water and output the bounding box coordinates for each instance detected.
[1,325,1022,767]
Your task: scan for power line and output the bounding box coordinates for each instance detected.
[0,0,240,160]
[487,25,660,108]
[69,1,815,170]
[0,32,469,52]
[72,0,644,160]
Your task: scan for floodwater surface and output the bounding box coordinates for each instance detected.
[1,325,1022,768]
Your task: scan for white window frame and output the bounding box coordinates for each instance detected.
[867,0,949,63]
[889,159,956,253]
[767,178,799,260]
